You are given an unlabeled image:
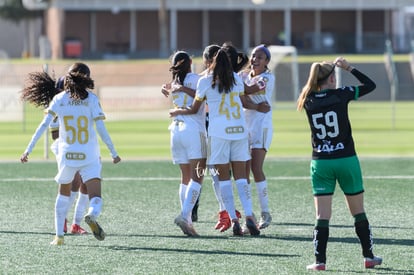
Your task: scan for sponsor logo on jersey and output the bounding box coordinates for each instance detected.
[66,152,86,160]
[316,140,344,153]
[68,99,89,106]
[225,126,244,134]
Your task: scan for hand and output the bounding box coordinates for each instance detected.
[113,156,121,164]
[257,102,271,113]
[169,109,178,117]
[20,153,29,163]
[170,84,182,93]
[334,56,351,71]
[161,83,171,97]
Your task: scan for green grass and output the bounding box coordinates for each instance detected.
[0,159,413,274]
[3,101,414,162]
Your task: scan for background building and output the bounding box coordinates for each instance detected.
[4,0,413,59]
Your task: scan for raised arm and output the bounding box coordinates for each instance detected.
[334,57,376,97]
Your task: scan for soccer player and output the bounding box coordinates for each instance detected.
[161,51,206,236]
[170,48,260,236]
[239,44,274,230]
[21,72,89,235]
[297,57,382,270]
[53,76,89,235]
[20,62,121,245]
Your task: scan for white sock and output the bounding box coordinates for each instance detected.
[219,180,237,220]
[235,178,253,216]
[210,165,225,211]
[55,194,70,236]
[256,180,269,213]
[69,191,78,207]
[182,180,201,223]
[179,183,187,209]
[87,197,103,218]
[66,191,78,221]
[73,193,89,225]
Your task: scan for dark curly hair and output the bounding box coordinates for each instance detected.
[20,71,58,108]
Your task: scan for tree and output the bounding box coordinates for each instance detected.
[0,0,43,57]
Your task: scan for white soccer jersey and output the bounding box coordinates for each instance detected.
[47,91,104,167]
[196,72,247,140]
[171,72,206,131]
[240,70,275,150]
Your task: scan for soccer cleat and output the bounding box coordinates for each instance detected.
[306,263,326,271]
[186,224,200,237]
[70,224,88,235]
[174,215,199,237]
[259,212,272,229]
[232,220,243,236]
[63,218,68,233]
[84,214,105,241]
[215,210,242,232]
[50,236,64,246]
[246,217,260,236]
[364,256,382,268]
[235,210,242,219]
[214,210,231,232]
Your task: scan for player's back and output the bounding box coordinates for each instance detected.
[50,91,101,165]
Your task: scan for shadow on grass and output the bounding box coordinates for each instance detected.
[276,234,414,247]
[107,245,300,258]
[331,267,414,275]
[275,222,413,230]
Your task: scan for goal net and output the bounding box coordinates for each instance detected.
[266,45,299,102]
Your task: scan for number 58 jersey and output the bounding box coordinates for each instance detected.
[47,91,104,166]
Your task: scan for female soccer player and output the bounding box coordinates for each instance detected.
[297,57,382,270]
[240,44,274,230]
[21,73,89,235]
[20,62,121,245]
[161,51,207,236]
[170,48,259,236]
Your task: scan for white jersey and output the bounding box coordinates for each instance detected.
[47,91,104,167]
[241,71,275,128]
[170,72,206,132]
[196,72,246,140]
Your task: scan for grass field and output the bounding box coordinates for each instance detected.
[0,159,413,274]
[1,101,414,274]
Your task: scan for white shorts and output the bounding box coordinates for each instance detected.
[207,136,250,165]
[249,126,273,150]
[54,159,102,184]
[246,112,273,151]
[170,121,207,164]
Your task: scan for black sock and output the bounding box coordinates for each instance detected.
[354,213,374,259]
[312,220,329,264]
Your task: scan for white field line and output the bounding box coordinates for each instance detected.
[3,175,414,182]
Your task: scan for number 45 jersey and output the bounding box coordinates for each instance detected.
[47,91,103,166]
[196,72,247,140]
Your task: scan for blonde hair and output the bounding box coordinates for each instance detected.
[297,61,335,111]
